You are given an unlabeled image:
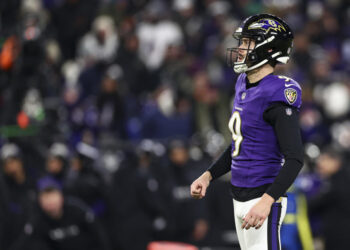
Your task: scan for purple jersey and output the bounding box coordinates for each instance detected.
[229,73,302,188]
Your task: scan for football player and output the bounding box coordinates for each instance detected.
[190,14,303,250]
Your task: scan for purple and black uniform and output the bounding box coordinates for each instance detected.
[210,13,300,250]
[208,73,303,202]
[207,72,303,249]
[230,73,302,188]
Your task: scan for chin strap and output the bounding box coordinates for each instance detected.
[234,51,285,73]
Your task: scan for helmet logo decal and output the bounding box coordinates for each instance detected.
[248,19,286,33]
[284,88,297,104]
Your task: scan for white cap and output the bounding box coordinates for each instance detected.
[173,0,194,11]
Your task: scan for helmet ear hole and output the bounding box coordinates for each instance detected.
[268,60,277,67]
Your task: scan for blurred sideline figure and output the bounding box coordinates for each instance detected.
[167,140,209,244]
[280,184,314,250]
[108,145,165,250]
[308,148,350,250]
[0,143,35,250]
[9,176,110,250]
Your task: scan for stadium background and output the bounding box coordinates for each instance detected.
[0,0,350,249]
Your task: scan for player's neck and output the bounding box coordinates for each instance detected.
[246,64,274,84]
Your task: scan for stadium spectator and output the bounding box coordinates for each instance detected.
[205,175,238,248]
[308,148,350,250]
[108,148,165,250]
[95,64,126,139]
[280,184,314,250]
[0,143,35,250]
[9,176,110,250]
[64,151,107,217]
[116,33,155,96]
[192,70,230,141]
[141,85,193,139]
[136,1,183,71]
[50,0,99,60]
[45,144,68,185]
[166,140,209,245]
[77,15,119,67]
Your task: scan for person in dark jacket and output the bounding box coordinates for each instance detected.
[96,64,126,139]
[45,143,69,185]
[308,148,350,250]
[109,147,165,250]
[167,140,209,245]
[10,176,110,250]
[64,152,107,217]
[0,143,35,250]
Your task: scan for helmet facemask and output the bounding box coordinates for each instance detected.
[226,29,260,74]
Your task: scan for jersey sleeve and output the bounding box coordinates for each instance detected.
[269,76,302,109]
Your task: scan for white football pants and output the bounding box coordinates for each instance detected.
[233,197,287,250]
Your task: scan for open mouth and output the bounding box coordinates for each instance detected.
[237,54,245,62]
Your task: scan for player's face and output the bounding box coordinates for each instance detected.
[226,36,256,68]
[237,37,255,63]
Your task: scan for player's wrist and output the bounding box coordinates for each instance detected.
[261,193,275,205]
[203,171,213,182]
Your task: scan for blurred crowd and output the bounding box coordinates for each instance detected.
[0,0,350,249]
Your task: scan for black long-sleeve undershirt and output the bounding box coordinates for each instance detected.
[207,103,303,201]
[207,144,232,180]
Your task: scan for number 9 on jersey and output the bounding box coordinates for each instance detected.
[228,111,243,157]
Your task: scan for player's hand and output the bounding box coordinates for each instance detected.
[242,193,275,230]
[190,171,212,199]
